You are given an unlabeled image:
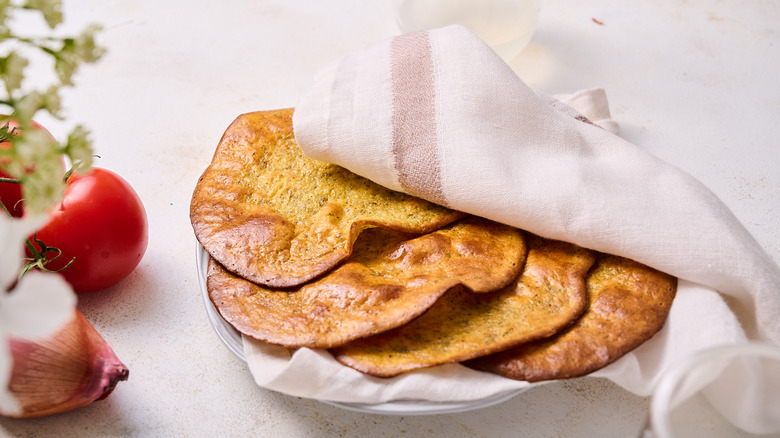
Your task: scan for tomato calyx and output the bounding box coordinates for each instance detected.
[0,121,21,143]
[19,232,75,279]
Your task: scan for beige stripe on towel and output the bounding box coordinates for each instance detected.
[389,31,447,206]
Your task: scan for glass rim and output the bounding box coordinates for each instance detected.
[649,341,780,438]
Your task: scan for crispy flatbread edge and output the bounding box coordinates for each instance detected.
[207,257,478,349]
[464,255,678,382]
[190,109,466,288]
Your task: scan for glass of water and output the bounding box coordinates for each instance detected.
[645,342,780,438]
[394,0,541,60]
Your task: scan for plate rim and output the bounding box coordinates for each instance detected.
[196,242,530,415]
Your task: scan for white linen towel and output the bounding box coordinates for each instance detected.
[243,25,779,431]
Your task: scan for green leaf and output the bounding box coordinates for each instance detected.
[25,0,63,29]
[0,52,29,92]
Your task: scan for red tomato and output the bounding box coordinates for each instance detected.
[0,119,57,217]
[31,167,149,292]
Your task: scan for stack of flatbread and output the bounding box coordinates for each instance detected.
[190,108,677,383]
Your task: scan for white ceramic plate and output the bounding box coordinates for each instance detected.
[196,243,529,415]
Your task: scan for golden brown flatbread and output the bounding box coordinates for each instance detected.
[464,254,677,381]
[330,236,596,377]
[207,217,527,348]
[191,109,463,287]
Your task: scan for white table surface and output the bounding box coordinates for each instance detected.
[2,0,778,437]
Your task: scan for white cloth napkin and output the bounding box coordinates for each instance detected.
[244,25,780,428]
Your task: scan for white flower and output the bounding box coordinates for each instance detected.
[0,214,76,415]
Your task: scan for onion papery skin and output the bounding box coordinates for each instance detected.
[3,310,129,418]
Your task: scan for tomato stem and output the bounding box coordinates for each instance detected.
[20,233,76,280]
[4,197,76,280]
[0,120,20,142]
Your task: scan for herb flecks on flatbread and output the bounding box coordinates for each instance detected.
[191,109,463,287]
[331,236,595,377]
[207,217,526,348]
[465,254,677,381]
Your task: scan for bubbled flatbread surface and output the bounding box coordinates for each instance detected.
[465,254,677,382]
[331,236,596,377]
[207,217,527,348]
[191,108,463,287]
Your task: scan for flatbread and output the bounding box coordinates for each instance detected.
[191,108,464,287]
[464,253,677,381]
[207,217,527,348]
[331,236,596,377]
